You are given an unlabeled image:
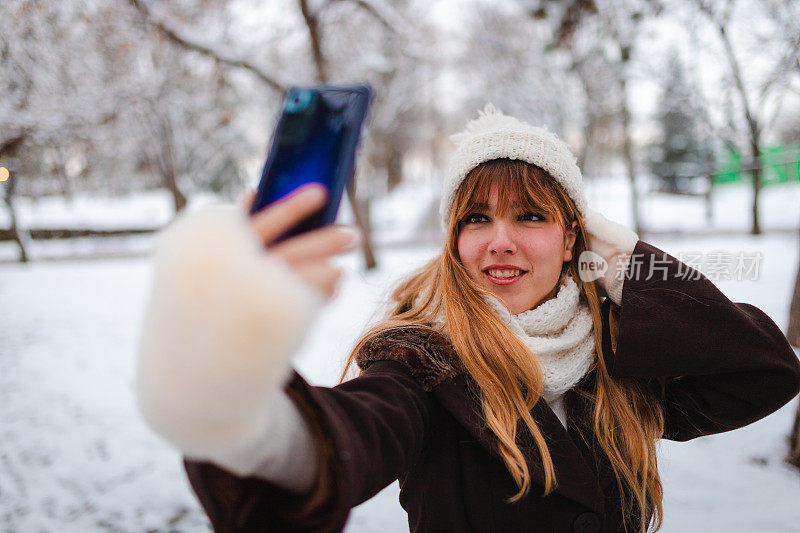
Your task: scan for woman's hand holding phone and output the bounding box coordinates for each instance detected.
[241,184,361,301]
[138,82,369,488]
[137,186,359,482]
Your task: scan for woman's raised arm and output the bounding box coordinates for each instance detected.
[602,240,800,441]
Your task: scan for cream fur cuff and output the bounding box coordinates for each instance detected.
[136,205,323,460]
[584,209,639,306]
[584,209,639,255]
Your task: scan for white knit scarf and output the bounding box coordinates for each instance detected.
[432,274,596,403]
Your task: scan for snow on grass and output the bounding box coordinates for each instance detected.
[585,177,800,233]
[0,190,226,231]
[0,258,208,531]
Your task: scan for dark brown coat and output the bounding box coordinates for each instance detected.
[183,241,800,532]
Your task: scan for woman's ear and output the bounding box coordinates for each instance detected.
[563,220,579,262]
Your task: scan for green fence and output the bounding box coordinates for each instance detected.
[713,144,800,185]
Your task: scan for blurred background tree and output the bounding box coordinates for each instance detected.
[649,51,714,194]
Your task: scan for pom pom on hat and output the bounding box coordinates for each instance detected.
[439,104,587,230]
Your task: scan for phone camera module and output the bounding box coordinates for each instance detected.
[284,89,317,114]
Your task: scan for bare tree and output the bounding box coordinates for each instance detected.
[128,0,438,267]
[526,0,662,235]
[2,0,259,215]
[570,46,622,178]
[692,0,797,235]
[128,0,287,93]
[296,0,375,267]
[0,135,30,262]
[293,0,436,268]
[0,0,121,260]
[124,0,261,211]
[686,0,800,469]
[459,3,577,132]
[787,213,800,469]
[759,0,800,346]
[0,1,117,196]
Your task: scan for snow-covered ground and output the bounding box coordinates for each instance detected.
[2,178,800,532]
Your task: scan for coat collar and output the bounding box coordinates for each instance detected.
[432,372,612,514]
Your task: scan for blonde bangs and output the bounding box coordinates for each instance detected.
[451,159,573,232]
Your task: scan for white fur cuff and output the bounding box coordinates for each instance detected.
[136,205,323,459]
[584,209,639,255]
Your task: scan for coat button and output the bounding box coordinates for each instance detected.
[572,511,601,533]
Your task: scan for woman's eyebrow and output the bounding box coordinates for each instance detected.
[516,201,547,211]
[468,201,545,212]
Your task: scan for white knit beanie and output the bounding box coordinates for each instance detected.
[440,104,587,230]
[438,104,641,304]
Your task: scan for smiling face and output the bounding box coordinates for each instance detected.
[452,160,578,314]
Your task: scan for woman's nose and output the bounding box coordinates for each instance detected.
[488,222,517,255]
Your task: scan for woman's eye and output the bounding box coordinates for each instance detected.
[518,211,545,222]
[463,213,489,224]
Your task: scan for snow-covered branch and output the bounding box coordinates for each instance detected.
[128,0,287,94]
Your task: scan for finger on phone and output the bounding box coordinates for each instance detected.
[240,190,256,211]
[270,225,361,262]
[293,262,343,300]
[250,184,328,244]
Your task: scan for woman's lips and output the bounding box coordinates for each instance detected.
[485,271,526,285]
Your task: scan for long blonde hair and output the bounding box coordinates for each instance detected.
[342,159,665,533]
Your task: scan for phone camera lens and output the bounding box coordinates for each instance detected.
[285,89,317,114]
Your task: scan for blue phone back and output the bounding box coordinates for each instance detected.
[250,84,373,239]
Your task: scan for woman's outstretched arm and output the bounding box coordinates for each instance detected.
[135,199,334,482]
[136,190,433,531]
[601,240,800,441]
[184,359,435,532]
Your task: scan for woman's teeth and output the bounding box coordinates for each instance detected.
[487,269,522,278]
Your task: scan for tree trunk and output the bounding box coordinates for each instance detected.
[619,74,642,235]
[749,139,762,235]
[299,0,376,269]
[574,60,598,175]
[54,145,75,204]
[386,150,403,192]
[2,169,30,263]
[1,134,30,262]
[347,182,376,270]
[164,167,188,212]
[716,20,762,235]
[785,224,800,469]
[158,121,187,213]
[298,0,328,83]
[788,228,800,347]
[788,398,800,469]
[704,175,714,225]
[578,118,594,174]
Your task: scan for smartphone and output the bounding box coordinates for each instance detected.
[249,83,373,242]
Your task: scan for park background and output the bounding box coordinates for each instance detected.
[2,0,800,531]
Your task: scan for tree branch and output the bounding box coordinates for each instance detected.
[298,0,328,83]
[128,0,287,95]
[345,0,405,37]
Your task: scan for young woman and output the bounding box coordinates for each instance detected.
[137,106,800,533]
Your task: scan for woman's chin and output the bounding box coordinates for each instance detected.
[489,290,554,314]
[488,293,526,314]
